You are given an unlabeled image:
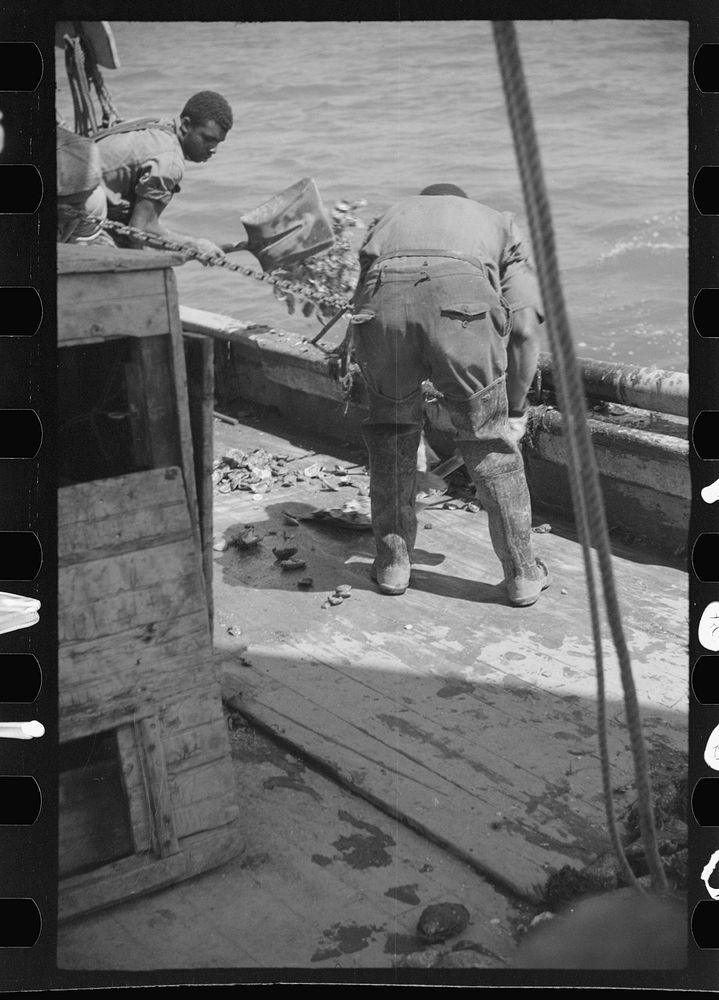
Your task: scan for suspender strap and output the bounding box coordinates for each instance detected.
[93,117,176,141]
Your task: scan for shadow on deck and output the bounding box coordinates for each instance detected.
[211,408,688,905]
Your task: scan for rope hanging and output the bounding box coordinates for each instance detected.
[492,21,668,894]
[63,28,122,137]
[64,35,97,137]
[76,27,122,132]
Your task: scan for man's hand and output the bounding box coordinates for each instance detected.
[192,238,226,263]
[128,200,225,264]
[508,411,528,445]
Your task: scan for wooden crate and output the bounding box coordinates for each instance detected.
[57,246,239,921]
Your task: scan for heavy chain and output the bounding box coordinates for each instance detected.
[100,218,351,318]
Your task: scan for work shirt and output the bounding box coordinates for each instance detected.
[359,195,544,320]
[57,126,102,198]
[96,118,185,222]
[56,126,109,243]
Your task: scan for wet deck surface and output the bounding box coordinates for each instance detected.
[58,714,520,972]
[57,406,688,973]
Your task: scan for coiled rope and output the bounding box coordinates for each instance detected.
[493,21,668,894]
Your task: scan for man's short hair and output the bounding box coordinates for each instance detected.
[181,91,233,132]
[419,183,468,198]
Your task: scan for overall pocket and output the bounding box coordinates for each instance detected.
[440,291,512,338]
[441,302,491,326]
[440,297,511,338]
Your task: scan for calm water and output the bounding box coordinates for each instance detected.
[56,20,689,371]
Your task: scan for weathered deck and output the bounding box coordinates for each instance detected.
[211,411,687,898]
[57,405,687,973]
[57,714,521,971]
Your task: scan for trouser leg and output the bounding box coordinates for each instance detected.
[444,378,549,606]
[362,421,422,595]
[350,277,425,596]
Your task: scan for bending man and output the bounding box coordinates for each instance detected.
[351,182,550,607]
[95,90,233,258]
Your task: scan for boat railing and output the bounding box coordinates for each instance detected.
[180,303,688,560]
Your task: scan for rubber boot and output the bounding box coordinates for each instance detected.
[459,445,550,606]
[363,423,421,595]
[446,382,550,607]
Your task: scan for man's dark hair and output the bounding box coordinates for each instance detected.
[181,91,234,132]
[419,183,468,198]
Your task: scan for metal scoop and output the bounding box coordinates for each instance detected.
[221,177,334,271]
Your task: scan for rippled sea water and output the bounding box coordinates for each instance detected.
[55,19,688,371]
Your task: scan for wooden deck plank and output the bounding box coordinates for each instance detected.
[213,481,686,733]
[221,630,685,886]
[220,649,607,898]
[233,760,511,934]
[259,632,671,794]
[213,482,685,707]
[211,415,688,903]
[58,719,517,970]
[56,409,687,966]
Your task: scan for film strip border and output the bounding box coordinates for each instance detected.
[690,8,719,974]
[0,18,55,988]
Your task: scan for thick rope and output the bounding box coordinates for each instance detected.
[64,28,122,136]
[546,402,639,890]
[572,440,639,890]
[76,30,122,132]
[64,36,97,137]
[493,21,668,893]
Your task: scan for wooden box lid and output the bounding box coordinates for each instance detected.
[58,242,186,275]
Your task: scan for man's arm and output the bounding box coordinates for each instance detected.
[499,214,544,421]
[506,305,540,414]
[127,197,225,260]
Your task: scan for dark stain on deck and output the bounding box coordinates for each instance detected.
[262,774,323,801]
[500,674,541,700]
[238,850,270,871]
[331,810,396,869]
[436,678,475,698]
[376,713,505,783]
[385,883,421,905]
[311,922,384,962]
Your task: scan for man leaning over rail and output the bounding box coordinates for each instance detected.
[350,183,550,606]
[94,90,233,260]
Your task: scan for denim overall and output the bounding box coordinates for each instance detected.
[352,243,546,602]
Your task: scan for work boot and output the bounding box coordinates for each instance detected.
[505,558,551,607]
[363,423,422,595]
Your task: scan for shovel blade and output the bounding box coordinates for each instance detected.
[240,177,334,272]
